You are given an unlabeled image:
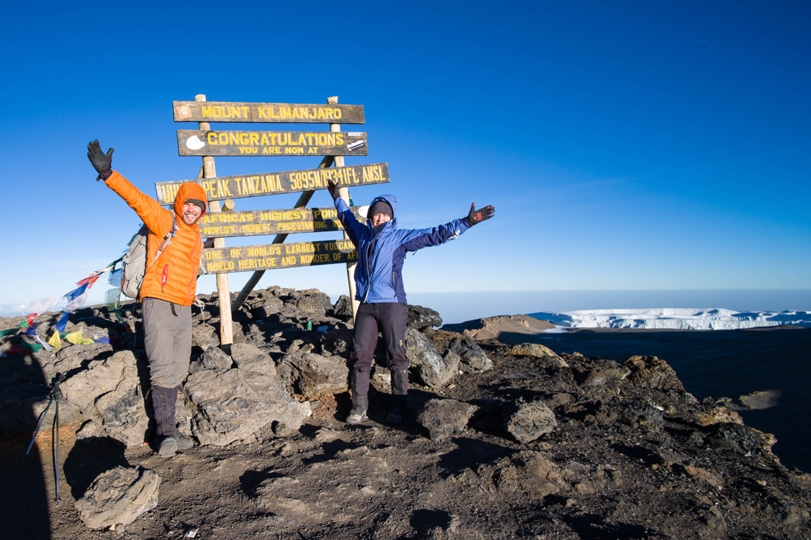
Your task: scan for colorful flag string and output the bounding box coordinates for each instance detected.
[0,258,122,353]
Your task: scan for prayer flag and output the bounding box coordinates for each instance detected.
[54,312,70,333]
[47,331,62,351]
[65,331,94,345]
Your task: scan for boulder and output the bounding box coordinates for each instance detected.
[620,398,665,432]
[51,341,114,379]
[230,343,276,377]
[503,399,558,444]
[416,398,477,441]
[60,351,136,415]
[93,363,149,448]
[75,466,160,530]
[407,305,442,330]
[709,422,773,456]
[184,368,311,446]
[695,406,744,427]
[190,346,233,374]
[449,337,493,373]
[332,295,354,319]
[252,295,284,319]
[623,355,684,392]
[282,352,349,397]
[293,289,333,317]
[507,343,561,360]
[406,328,458,388]
[191,323,219,350]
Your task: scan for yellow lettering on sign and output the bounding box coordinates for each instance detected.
[362,165,383,183]
[201,105,250,120]
[206,261,235,272]
[156,184,180,204]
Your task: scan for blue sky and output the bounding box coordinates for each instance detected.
[1,0,810,315]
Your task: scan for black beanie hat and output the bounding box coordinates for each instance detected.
[186,198,206,213]
[369,200,393,220]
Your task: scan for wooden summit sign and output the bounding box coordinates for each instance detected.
[173,101,365,124]
[155,163,388,205]
[199,207,364,238]
[177,130,368,157]
[203,239,357,274]
[174,94,375,341]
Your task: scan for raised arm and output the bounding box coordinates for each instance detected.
[88,140,174,237]
[400,202,495,252]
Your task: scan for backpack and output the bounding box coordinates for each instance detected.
[120,218,178,299]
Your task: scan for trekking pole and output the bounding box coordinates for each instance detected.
[23,373,66,503]
[53,393,61,504]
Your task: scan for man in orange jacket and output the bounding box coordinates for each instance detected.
[88,140,208,457]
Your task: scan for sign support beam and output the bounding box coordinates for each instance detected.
[196,94,234,346]
[328,96,359,320]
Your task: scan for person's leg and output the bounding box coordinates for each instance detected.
[171,304,193,390]
[168,305,194,450]
[347,303,377,424]
[143,299,189,456]
[378,302,409,423]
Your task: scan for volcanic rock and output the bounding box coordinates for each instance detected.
[75,466,160,530]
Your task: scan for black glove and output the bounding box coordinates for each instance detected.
[465,203,495,226]
[87,140,114,181]
[327,180,340,201]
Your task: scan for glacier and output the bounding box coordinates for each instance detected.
[529,308,811,331]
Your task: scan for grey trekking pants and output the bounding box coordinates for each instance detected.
[142,298,192,389]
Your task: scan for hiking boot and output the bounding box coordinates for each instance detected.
[347,393,368,425]
[387,394,407,424]
[388,370,409,424]
[158,436,179,458]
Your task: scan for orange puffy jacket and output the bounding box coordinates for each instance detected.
[105,171,208,306]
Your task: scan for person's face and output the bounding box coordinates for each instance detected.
[371,213,391,228]
[182,201,203,225]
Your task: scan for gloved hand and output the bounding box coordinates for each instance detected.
[327,180,340,201]
[465,203,495,226]
[87,140,114,181]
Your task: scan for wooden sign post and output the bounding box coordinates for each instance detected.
[167,96,386,345]
[194,94,234,345]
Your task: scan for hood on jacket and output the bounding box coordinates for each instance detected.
[174,182,208,222]
[367,194,397,225]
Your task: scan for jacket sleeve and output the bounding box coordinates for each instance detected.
[105,171,174,236]
[399,218,471,252]
[335,197,367,248]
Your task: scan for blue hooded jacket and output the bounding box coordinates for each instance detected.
[335,194,470,303]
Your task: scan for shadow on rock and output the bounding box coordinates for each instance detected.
[63,436,129,500]
[407,508,453,539]
[562,512,661,540]
[438,437,516,477]
[302,439,359,466]
[239,469,286,498]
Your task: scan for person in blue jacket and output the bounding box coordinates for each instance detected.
[328,181,495,424]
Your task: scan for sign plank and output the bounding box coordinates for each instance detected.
[203,239,357,274]
[200,207,365,238]
[173,101,365,124]
[155,163,388,204]
[177,130,368,157]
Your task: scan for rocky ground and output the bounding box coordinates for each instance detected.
[0,286,809,539]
